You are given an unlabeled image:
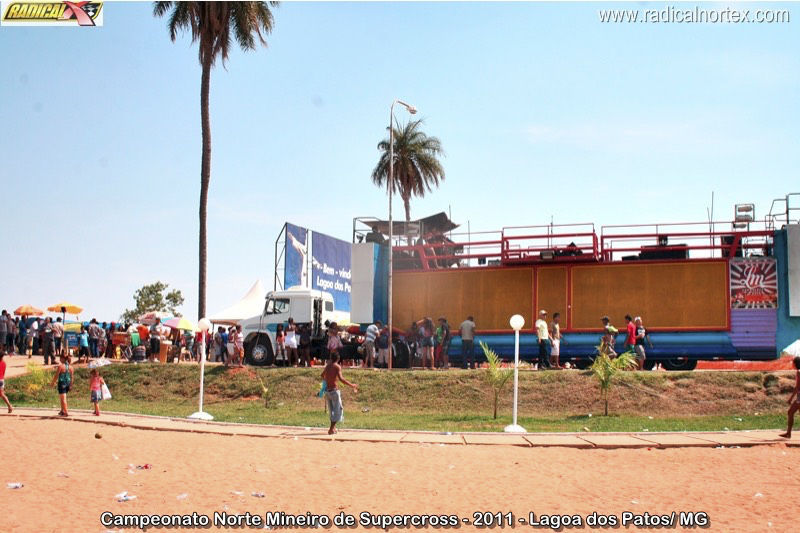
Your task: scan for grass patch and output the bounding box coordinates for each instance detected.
[5,365,791,433]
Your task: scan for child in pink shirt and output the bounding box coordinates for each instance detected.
[89,368,105,416]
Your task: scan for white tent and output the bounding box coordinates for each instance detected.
[208,280,266,325]
[782,339,800,358]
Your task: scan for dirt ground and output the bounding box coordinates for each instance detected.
[1,417,797,532]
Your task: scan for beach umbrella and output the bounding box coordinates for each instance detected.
[88,358,112,369]
[14,305,44,316]
[47,302,83,316]
[164,317,197,331]
[138,311,169,325]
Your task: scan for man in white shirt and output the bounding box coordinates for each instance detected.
[362,320,380,369]
[459,316,476,369]
[534,310,552,370]
[27,318,39,357]
[52,317,65,357]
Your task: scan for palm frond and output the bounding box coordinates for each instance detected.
[153,1,278,66]
[371,118,446,221]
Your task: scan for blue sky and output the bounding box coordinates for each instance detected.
[1,1,798,321]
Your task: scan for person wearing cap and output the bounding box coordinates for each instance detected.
[534,310,552,370]
[600,316,618,357]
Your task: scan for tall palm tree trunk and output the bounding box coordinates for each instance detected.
[403,195,412,224]
[198,47,212,320]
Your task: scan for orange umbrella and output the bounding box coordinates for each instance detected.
[47,302,83,315]
[14,305,44,316]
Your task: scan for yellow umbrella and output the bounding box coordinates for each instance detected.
[47,302,83,315]
[14,305,44,316]
[164,317,197,331]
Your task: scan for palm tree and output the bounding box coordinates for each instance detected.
[480,341,514,419]
[590,348,636,416]
[153,1,277,319]
[371,119,445,224]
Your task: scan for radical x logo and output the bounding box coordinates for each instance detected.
[1,1,103,26]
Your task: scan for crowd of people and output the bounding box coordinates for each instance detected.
[533,310,654,370]
[0,310,253,367]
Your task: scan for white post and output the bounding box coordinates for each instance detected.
[505,314,526,433]
[189,318,213,421]
[512,328,519,425]
[388,101,395,370]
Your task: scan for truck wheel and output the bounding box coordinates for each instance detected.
[643,359,656,371]
[661,358,697,371]
[246,335,273,366]
[392,341,410,368]
[573,359,592,370]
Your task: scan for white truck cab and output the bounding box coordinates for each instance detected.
[240,286,346,365]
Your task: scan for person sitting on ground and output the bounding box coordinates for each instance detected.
[0,352,13,413]
[780,356,800,439]
[50,354,73,416]
[320,352,358,434]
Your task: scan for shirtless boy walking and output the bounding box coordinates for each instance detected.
[321,352,358,434]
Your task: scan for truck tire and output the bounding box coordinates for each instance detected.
[661,358,697,371]
[246,334,273,366]
[573,358,592,370]
[392,341,410,368]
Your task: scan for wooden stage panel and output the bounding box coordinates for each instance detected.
[570,260,728,330]
[536,266,568,326]
[393,268,533,331]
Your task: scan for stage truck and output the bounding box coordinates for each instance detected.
[242,195,800,370]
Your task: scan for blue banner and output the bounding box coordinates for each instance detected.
[312,231,352,312]
[285,223,308,289]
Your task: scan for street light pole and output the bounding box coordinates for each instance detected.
[189,317,213,421]
[387,99,416,370]
[505,314,526,433]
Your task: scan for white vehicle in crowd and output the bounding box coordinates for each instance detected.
[239,286,349,365]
